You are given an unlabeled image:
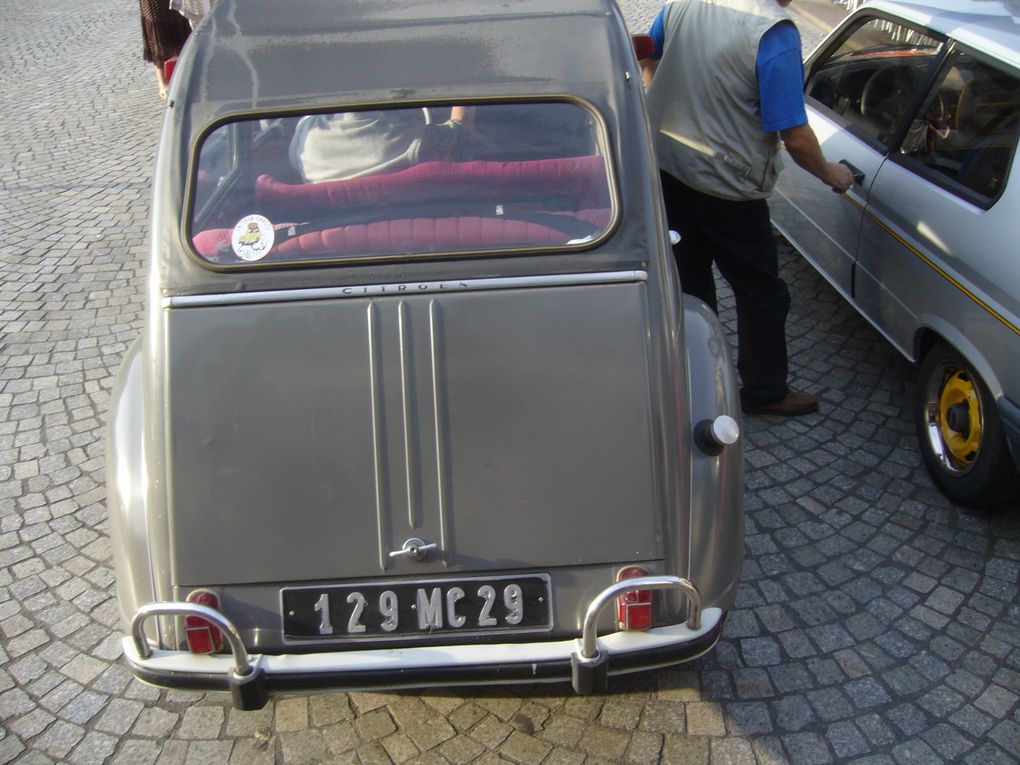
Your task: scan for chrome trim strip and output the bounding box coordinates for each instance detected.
[842,195,1020,338]
[367,303,389,572]
[398,300,417,529]
[428,300,450,562]
[164,271,649,308]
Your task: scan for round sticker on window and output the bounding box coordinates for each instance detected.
[231,214,275,261]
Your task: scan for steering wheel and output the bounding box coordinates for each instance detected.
[860,66,918,130]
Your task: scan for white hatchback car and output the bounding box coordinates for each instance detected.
[772,0,1020,508]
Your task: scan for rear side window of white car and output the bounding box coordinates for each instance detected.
[899,49,1019,207]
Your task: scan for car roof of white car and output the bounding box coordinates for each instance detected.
[867,0,1020,70]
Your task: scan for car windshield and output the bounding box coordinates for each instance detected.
[189,102,614,266]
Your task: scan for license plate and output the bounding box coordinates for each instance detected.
[282,574,552,640]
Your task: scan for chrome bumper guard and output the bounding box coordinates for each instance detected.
[570,575,701,694]
[131,602,268,709]
[127,576,709,710]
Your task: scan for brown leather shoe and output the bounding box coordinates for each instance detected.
[742,389,818,416]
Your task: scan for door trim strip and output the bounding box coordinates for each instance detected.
[164,271,649,308]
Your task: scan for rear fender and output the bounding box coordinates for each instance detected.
[681,297,743,612]
[914,319,1005,400]
[106,338,158,639]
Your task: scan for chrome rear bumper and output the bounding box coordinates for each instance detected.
[124,577,718,710]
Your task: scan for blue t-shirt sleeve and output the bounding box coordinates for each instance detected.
[757,21,808,132]
[649,7,666,60]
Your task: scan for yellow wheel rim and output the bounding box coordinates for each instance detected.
[937,370,982,469]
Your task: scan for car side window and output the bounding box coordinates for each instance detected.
[806,17,943,149]
[898,49,1019,206]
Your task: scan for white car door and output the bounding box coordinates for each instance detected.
[855,45,1020,363]
[772,105,881,300]
[771,14,946,304]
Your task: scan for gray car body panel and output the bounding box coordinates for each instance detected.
[165,280,660,583]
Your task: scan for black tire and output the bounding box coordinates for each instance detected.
[916,343,1020,508]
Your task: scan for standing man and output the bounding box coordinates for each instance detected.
[642,0,853,416]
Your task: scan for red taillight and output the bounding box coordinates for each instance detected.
[616,566,653,631]
[632,34,655,61]
[185,589,224,654]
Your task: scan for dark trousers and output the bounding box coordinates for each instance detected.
[660,171,791,405]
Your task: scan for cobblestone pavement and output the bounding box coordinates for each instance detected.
[1,1,1018,763]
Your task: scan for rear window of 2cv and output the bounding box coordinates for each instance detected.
[189,101,615,266]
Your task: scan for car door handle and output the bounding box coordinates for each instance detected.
[839,159,865,185]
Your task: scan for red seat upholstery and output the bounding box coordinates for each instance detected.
[192,210,611,262]
[193,156,612,262]
[254,156,610,211]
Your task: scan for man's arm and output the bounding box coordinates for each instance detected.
[640,58,659,86]
[781,124,853,193]
[758,22,853,193]
[641,7,667,86]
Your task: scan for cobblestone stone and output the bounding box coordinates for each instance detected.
[353,709,397,743]
[321,721,358,755]
[176,706,224,740]
[273,699,309,734]
[278,731,328,765]
[662,734,710,764]
[686,702,726,736]
[131,708,179,739]
[974,684,1020,717]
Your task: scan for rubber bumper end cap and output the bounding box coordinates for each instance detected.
[229,666,269,710]
[571,651,609,695]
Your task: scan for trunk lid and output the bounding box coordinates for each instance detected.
[165,277,663,585]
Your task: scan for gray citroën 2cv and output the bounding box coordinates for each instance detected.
[106,0,744,709]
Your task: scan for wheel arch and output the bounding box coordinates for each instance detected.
[680,296,744,613]
[912,321,1005,401]
[914,333,1020,507]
